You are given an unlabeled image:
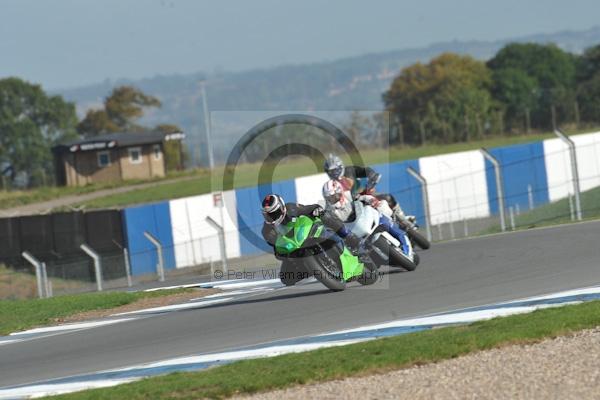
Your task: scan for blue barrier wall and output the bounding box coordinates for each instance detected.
[485,142,550,215]
[122,202,176,276]
[236,179,297,256]
[372,160,424,224]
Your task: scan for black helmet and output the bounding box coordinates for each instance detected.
[324,153,345,180]
[261,194,286,225]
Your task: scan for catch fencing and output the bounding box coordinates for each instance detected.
[2,130,600,299]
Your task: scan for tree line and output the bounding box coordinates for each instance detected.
[383,42,600,145]
[0,79,184,188]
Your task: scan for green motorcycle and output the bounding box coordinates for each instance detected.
[274,215,377,291]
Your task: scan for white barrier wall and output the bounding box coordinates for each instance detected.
[543,131,600,202]
[294,173,329,206]
[419,150,490,224]
[169,190,240,268]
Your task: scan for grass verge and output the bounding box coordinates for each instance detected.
[483,185,600,234]
[0,265,89,300]
[80,132,556,209]
[0,288,192,335]
[51,299,600,400]
[0,169,202,210]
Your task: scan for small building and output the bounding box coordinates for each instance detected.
[52,131,185,187]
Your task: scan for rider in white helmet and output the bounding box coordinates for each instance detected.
[322,179,394,222]
[323,154,414,225]
[322,179,410,249]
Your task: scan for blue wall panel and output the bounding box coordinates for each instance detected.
[122,202,176,276]
[372,160,424,224]
[485,142,550,215]
[236,179,297,256]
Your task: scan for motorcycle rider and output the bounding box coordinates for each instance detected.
[322,179,410,254]
[323,153,415,226]
[261,193,361,286]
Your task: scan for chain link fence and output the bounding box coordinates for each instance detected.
[3,135,600,299]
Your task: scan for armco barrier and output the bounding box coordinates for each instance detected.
[0,210,124,270]
[419,150,490,224]
[543,131,600,202]
[486,142,549,215]
[373,160,423,223]
[122,202,176,276]
[169,190,240,269]
[5,130,600,282]
[84,210,125,253]
[0,217,21,265]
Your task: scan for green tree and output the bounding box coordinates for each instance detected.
[77,86,161,136]
[576,44,600,123]
[0,77,78,186]
[487,43,577,129]
[576,44,600,83]
[383,53,493,144]
[155,124,188,171]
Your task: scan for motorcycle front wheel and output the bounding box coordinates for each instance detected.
[305,251,346,291]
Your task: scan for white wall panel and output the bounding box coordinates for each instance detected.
[544,131,600,202]
[573,131,600,192]
[543,137,573,202]
[418,151,490,224]
[170,190,240,269]
[294,173,329,206]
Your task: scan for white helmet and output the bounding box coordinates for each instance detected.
[322,179,345,205]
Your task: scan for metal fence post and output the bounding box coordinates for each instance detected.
[527,184,534,210]
[22,251,45,298]
[144,232,165,282]
[41,262,52,298]
[407,167,432,242]
[568,193,575,221]
[206,216,228,275]
[123,248,133,287]
[81,244,103,291]
[509,207,516,231]
[554,129,582,221]
[480,148,506,232]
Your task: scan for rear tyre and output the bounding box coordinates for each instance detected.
[373,237,417,271]
[407,229,430,250]
[305,253,346,291]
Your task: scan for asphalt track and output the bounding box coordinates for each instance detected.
[2,220,600,388]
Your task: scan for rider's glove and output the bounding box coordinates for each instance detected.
[311,206,325,218]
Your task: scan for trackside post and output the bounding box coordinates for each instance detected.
[480,148,506,232]
[406,167,432,242]
[143,232,165,282]
[80,244,103,291]
[554,129,582,221]
[22,251,46,298]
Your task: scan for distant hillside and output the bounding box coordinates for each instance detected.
[57,26,600,165]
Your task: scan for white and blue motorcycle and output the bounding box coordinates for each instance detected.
[344,200,418,271]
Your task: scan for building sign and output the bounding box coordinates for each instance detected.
[165,132,186,141]
[69,141,117,152]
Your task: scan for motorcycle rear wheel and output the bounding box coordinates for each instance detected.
[372,237,417,271]
[407,229,431,250]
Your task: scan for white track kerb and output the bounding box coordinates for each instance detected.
[2,281,600,399]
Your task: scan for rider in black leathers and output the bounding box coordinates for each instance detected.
[261,194,360,286]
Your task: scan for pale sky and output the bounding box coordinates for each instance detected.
[1,0,599,89]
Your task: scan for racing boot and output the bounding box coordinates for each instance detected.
[379,215,410,256]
